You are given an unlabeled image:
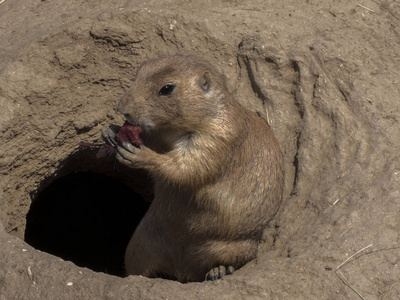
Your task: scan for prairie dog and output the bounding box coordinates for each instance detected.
[102,56,284,282]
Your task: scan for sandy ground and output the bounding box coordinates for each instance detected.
[1,0,400,299]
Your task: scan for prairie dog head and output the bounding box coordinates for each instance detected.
[118,56,227,132]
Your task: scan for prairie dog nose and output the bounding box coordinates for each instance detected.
[118,93,133,115]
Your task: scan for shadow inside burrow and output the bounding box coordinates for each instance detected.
[24,149,151,277]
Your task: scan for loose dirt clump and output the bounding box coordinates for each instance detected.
[1,0,400,299]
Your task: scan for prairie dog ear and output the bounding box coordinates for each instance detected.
[199,72,212,92]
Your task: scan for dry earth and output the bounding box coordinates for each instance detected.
[1,0,400,299]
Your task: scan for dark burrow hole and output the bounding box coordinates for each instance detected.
[25,171,150,277]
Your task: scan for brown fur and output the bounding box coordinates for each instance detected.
[103,56,284,282]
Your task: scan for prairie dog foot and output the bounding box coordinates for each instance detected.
[205,265,235,281]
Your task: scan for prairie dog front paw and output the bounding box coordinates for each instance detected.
[115,142,153,168]
[101,125,121,146]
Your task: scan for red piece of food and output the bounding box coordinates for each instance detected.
[96,144,115,159]
[115,121,143,147]
[79,122,143,159]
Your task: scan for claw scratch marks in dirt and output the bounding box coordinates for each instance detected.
[239,56,271,104]
[290,132,301,196]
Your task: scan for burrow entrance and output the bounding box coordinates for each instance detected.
[24,148,152,277]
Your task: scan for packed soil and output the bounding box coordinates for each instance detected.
[1,0,400,299]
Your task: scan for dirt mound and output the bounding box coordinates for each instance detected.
[1,0,400,299]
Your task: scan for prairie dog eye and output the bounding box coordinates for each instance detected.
[158,84,175,96]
